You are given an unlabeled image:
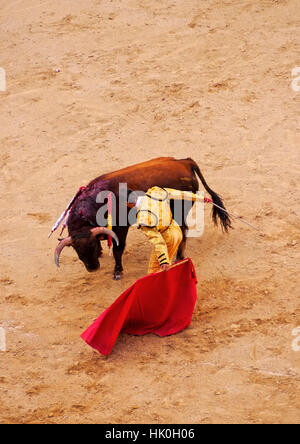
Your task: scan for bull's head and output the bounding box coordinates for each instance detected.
[55,227,119,272]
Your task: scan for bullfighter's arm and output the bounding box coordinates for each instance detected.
[140,227,170,266]
[164,188,204,202]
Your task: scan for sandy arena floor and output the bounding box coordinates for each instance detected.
[0,0,299,424]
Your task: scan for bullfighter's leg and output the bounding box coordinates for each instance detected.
[148,221,183,274]
[112,227,129,280]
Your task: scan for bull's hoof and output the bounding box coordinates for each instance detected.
[113,272,122,281]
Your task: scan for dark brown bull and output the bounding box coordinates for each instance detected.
[54,157,231,279]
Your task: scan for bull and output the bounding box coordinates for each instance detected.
[53,157,231,280]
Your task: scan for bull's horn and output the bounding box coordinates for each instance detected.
[55,237,72,268]
[91,227,119,246]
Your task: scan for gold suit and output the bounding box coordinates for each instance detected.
[136,187,204,274]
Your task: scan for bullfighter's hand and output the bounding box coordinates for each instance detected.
[161,264,170,272]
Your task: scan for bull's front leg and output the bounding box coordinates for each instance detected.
[112,227,128,280]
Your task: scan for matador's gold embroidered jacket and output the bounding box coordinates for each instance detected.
[136,186,204,266]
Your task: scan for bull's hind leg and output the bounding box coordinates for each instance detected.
[176,224,187,261]
[175,199,195,261]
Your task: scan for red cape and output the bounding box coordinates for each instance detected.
[81,258,198,356]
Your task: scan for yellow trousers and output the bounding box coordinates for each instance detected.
[148,220,183,274]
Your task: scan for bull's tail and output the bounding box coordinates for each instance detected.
[190,159,232,232]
